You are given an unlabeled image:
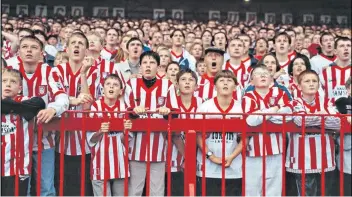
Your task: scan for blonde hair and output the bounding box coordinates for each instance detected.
[86,31,104,45]
[2,68,23,84]
[157,47,171,58]
[54,51,69,66]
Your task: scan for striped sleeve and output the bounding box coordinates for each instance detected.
[292,100,322,127]
[47,66,69,116]
[87,101,100,147]
[242,95,266,127]
[324,98,341,130]
[88,67,101,100]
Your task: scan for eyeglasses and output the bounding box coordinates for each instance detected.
[252,72,270,77]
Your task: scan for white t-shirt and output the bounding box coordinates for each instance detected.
[195,97,243,179]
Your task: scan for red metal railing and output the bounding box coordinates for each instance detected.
[9,111,352,196]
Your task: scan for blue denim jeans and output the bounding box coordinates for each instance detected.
[27,148,56,196]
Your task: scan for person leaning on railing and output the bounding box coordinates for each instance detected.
[86,74,132,196]
[195,70,245,196]
[335,76,352,196]
[243,65,293,196]
[1,68,45,196]
[288,70,341,196]
[124,51,178,196]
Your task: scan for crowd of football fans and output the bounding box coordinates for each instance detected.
[1,13,351,196]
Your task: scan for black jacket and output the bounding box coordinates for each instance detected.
[1,97,46,121]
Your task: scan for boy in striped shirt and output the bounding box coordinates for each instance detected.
[288,70,340,196]
[124,51,177,196]
[87,74,132,196]
[243,65,293,196]
[165,68,203,196]
[1,68,44,196]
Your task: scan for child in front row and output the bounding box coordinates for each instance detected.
[288,70,340,196]
[87,74,132,196]
[165,68,203,196]
[1,68,44,196]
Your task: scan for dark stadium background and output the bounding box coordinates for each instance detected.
[2,0,351,24]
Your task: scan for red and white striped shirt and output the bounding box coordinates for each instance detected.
[1,96,33,177]
[166,95,203,172]
[8,62,67,150]
[100,47,118,61]
[287,95,340,173]
[195,75,243,101]
[95,57,127,97]
[223,60,251,88]
[87,98,130,180]
[320,64,351,102]
[242,56,251,70]
[56,62,100,155]
[242,87,292,157]
[124,77,177,162]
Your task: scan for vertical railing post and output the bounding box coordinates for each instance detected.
[184,130,196,196]
[37,124,43,196]
[339,118,345,196]
[281,115,287,196]
[80,112,86,196]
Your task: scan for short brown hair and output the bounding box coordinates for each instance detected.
[176,68,198,83]
[2,68,23,84]
[104,74,123,89]
[86,31,104,45]
[67,32,89,48]
[214,70,238,85]
[20,35,44,50]
[297,70,319,84]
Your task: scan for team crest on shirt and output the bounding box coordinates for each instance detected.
[38,85,47,96]
[157,96,166,106]
[269,97,276,106]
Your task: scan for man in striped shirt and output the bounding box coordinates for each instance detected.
[7,36,69,196]
[55,32,99,196]
[124,51,177,196]
[320,37,351,103]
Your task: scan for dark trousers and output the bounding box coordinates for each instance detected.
[289,170,336,196]
[54,153,93,196]
[337,172,352,196]
[1,176,29,196]
[196,177,242,196]
[164,171,184,196]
